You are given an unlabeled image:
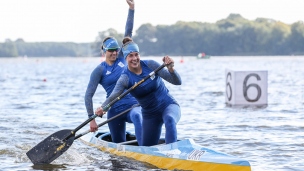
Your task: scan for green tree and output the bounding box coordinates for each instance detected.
[286,21,304,55]
[0,41,18,57]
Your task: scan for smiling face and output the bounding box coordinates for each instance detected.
[126,52,140,69]
[102,37,120,64]
[105,48,119,63]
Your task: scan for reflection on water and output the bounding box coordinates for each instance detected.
[0,56,303,171]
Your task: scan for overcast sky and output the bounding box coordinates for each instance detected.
[1,0,303,43]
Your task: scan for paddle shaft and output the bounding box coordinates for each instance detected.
[102,63,166,111]
[67,63,166,139]
[74,104,140,140]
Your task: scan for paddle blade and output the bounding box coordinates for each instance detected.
[26,129,75,164]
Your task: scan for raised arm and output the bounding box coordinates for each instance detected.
[117,0,135,59]
[84,66,104,118]
[124,0,135,38]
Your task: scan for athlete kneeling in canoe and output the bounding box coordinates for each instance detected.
[85,0,143,145]
[95,37,182,146]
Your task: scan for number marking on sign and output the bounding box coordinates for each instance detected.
[226,72,232,101]
[243,73,262,102]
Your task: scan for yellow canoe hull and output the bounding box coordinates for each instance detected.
[81,132,251,171]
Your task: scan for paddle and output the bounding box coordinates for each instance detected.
[74,103,140,139]
[26,63,166,165]
[26,104,140,165]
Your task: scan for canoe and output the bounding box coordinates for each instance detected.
[80,131,251,171]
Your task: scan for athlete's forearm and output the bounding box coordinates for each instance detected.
[124,9,134,38]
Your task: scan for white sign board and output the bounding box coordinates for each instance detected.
[225,69,268,105]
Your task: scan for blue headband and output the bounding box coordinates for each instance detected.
[122,42,139,58]
[103,38,120,53]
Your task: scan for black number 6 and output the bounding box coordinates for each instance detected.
[243,73,262,102]
[226,72,232,101]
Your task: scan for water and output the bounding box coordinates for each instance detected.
[0,56,303,171]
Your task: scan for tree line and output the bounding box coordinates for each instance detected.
[0,38,91,57]
[1,14,304,57]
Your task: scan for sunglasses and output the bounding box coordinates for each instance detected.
[107,48,119,52]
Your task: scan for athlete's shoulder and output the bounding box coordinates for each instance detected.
[116,57,127,68]
[121,65,129,74]
[144,60,160,69]
[92,63,105,73]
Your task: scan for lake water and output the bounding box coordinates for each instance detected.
[0,56,303,171]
